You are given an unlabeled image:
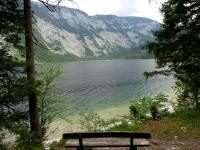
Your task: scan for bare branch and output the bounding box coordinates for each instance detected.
[32,33,53,50]
[37,0,79,12]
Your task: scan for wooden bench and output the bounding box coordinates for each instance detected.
[63,132,151,150]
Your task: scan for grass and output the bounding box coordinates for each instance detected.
[142,109,200,140]
[107,108,200,140]
[107,108,200,149]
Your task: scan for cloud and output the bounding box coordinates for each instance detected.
[32,0,167,22]
[113,0,167,22]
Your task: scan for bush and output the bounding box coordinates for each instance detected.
[129,105,147,120]
[13,125,44,150]
[0,133,7,150]
[129,105,139,119]
[48,139,67,150]
[129,94,169,120]
[78,111,107,131]
[150,105,158,120]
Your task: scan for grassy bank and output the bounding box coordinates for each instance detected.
[109,109,200,139]
[143,109,200,139]
[141,109,200,149]
[111,109,200,149]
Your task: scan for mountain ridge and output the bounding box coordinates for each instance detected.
[31,2,159,62]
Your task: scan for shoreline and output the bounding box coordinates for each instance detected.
[36,58,154,65]
[46,103,130,141]
[46,92,176,142]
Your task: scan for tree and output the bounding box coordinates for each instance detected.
[0,0,24,124]
[0,0,24,47]
[0,0,28,148]
[0,0,43,145]
[146,0,200,108]
[23,0,74,143]
[24,0,42,142]
[1,0,75,146]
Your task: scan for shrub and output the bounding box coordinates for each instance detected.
[13,124,44,150]
[129,105,139,119]
[78,111,106,131]
[129,94,169,120]
[150,105,158,120]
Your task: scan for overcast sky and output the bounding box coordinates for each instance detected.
[33,0,167,22]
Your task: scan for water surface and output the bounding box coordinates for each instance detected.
[55,59,174,116]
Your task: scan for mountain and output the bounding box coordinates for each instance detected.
[31,2,160,62]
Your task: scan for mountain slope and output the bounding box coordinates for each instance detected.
[32,2,159,61]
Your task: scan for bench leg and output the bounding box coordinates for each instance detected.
[77,147,84,150]
[78,136,84,150]
[130,146,137,150]
[130,137,137,150]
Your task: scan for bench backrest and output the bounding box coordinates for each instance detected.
[63,131,151,150]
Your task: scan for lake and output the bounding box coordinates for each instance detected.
[54,59,174,118]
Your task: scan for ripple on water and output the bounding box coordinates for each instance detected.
[50,59,175,116]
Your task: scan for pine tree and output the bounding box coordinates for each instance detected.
[146,0,200,108]
[0,0,28,141]
[24,0,42,142]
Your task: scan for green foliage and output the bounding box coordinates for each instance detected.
[146,0,200,108]
[37,64,66,141]
[85,49,152,61]
[0,0,26,125]
[0,0,68,148]
[108,121,143,132]
[105,116,141,131]
[0,0,29,148]
[129,105,140,119]
[78,111,106,131]
[0,0,24,48]
[36,48,79,62]
[174,80,196,110]
[14,142,44,150]
[150,105,158,120]
[129,94,168,120]
[10,64,66,148]
[48,139,67,150]
[0,46,28,149]
[13,124,44,150]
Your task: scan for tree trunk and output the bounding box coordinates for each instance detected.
[191,87,199,109]
[24,0,41,142]
[194,92,199,109]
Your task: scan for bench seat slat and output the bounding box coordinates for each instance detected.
[65,145,150,148]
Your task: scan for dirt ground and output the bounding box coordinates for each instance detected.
[150,139,200,150]
[55,138,200,150]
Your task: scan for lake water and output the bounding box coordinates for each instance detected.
[54,59,174,118]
